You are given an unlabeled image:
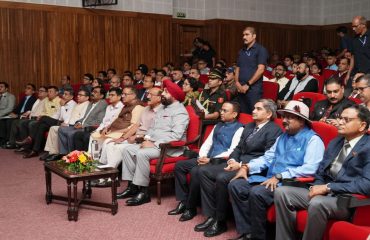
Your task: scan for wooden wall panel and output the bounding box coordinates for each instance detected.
[0,1,361,100]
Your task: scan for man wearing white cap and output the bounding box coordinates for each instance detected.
[227,100,325,240]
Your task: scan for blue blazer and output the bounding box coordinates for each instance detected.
[314,134,370,195]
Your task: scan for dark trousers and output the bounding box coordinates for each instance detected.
[174,158,202,209]
[237,88,262,114]
[73,130,91,151]
[31,116,59,152]
[198,163,236,220]
[228,179,274,240]
[18,119,38,141]
[0,118,16,143]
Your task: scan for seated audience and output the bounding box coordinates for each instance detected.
[228,100,325,240]
[171,68,185,88]
[20,87,72,158]
[223,67,238,100]
[8,86,48,151]
[97,70,108,83]
[122,73,134,87]
[59,75,72,95]
[182,77,200,106]
[107,68,116,81]
[325,52,338,71]
[275,105,370,240]
[81,73,93,93]
[198,59,210,75]
[311,77,354,122]
[265,63,289,92]
[101,87,162,168]
[109,75,122,89]
[168,102,244,223]
[42,88,90,161]
[197,69,227,120]
[356,74,370,110]
[138,75,155,102]
[182,61,191,76]
[57,86,107,155]
[0,82,16,121]
[0,83,37,146]
[155,70,166,86]
[283,55,294,71]
[116,79,188,206]
[278,63,318,108]
[331,57,351,86]
[92,78,104,88]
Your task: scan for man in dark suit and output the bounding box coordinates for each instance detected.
[0,83,37,146]
[275,105,370,240]
[311,77,354,122]
[193,99,283,237]
[57,86,107,155]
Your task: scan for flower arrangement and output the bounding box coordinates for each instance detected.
[58,150,97,173]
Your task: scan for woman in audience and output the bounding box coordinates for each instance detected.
[182,77,200,106]
[92,78,104,88]
[182,61,191,76]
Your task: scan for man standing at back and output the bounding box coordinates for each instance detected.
[235,27,268,114]
[352,16,370,80]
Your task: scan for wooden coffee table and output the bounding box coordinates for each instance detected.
[44,161,119,221]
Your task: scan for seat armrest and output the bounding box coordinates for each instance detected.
[337,194,370,209]
[282,177,315,188]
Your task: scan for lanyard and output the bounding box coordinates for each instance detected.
[359,36,367,46]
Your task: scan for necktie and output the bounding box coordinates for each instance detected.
[246,127,259,142]
[323,105,333,119]
[329,141,350,177]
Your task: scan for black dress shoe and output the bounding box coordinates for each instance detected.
[126,191,151,206]
[168,201,186,215]
[14,147,27,153]
[23,150,38,159]
[194,217,215,232]
[179,208,197,222]
[39,152,50,161]
[117,184,139,199]
[16,137,32,146]
[45,154,63,161]
[204,220,227,237]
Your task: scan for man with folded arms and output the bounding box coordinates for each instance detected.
[194,99,283,237]
[42,88,90,161]
[275,105,370,240]
[168,101,244,222]
[117,79,189,206]
[228,100,325,240]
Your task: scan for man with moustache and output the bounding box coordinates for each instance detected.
[352,16,370,81]
[278,62,318,108]
[228,100,325,240]
[355,74,370,110]
[235,27,268,114]
[311,77,354,122]
[117,79,189,206]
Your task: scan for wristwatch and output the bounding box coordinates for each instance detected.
[275,173,283,181]
[326,183,331,193]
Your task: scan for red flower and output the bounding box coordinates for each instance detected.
[69,154,78,163]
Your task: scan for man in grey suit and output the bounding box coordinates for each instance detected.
[117,79,189,206]
[57,86,107,155]
[0,82,16,118]
[275,105,370,240]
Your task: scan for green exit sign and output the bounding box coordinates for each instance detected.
[176,12,186,18]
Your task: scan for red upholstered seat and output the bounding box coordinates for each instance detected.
[311,121,338,148]
[71,83,82,95]
[263,70,274,79]
[292,92,327,112]
[262,81,279,102]
[322,69,337,81]
[329,221,370,240]
[312,74,325,93]
[149,105,202,204]
[238,113,253,125]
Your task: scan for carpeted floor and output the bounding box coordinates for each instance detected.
[0,149,238,240]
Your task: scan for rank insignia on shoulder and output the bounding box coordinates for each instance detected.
[218,97,224,104]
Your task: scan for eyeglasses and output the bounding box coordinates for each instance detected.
[354,86,370,92]
[338,116,359,124]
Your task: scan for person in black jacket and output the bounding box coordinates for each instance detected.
[311,77,354,122]
[0,83,37,146]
